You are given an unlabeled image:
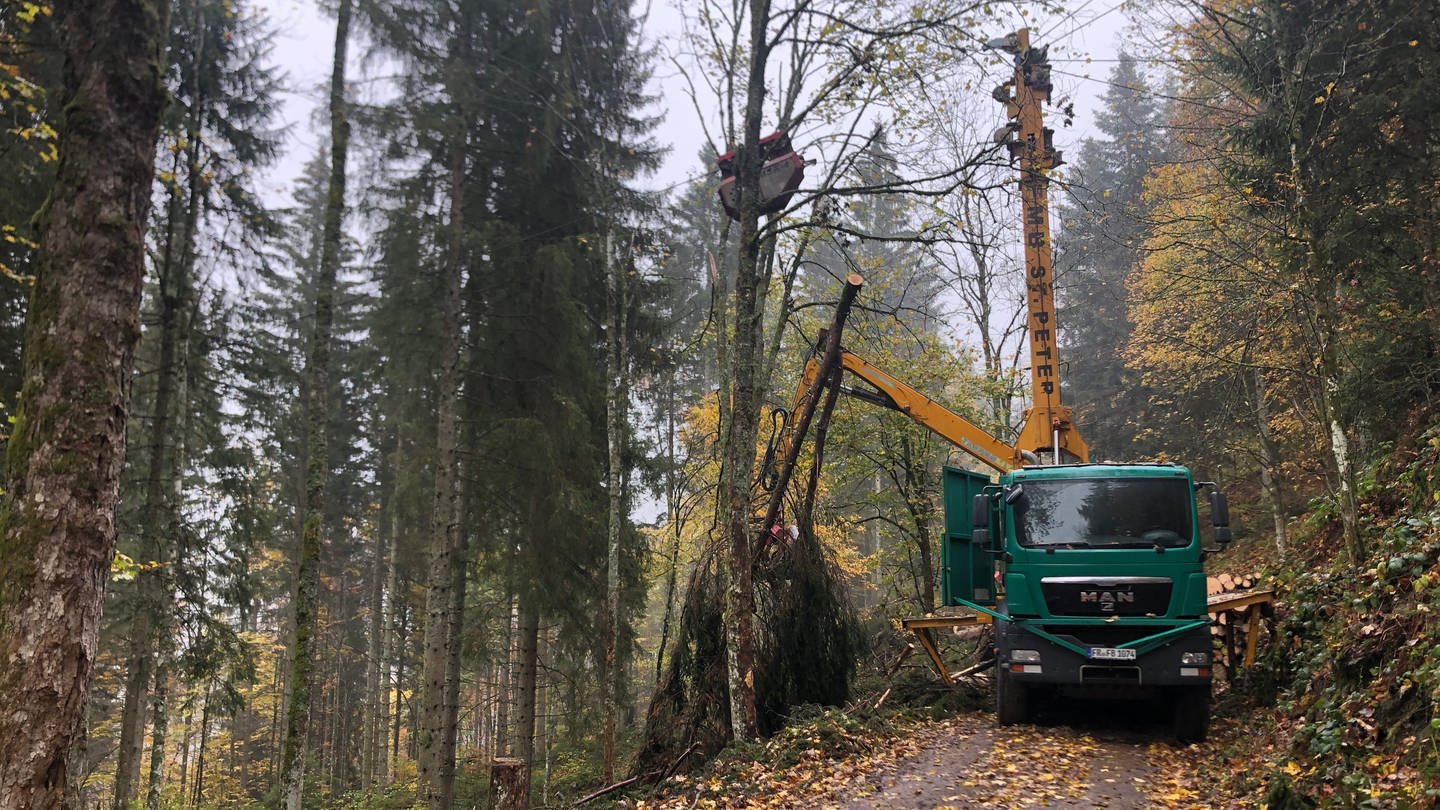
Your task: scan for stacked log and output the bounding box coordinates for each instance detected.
[1206,571,1260,595]
[1207,572,1272,675]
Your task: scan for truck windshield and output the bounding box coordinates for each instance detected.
[1013,477,1194,548]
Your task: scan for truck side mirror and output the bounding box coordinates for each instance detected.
[972,494,991,530]
[1209,491,1232,547]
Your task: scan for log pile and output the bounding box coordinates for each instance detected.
[1206,571,1260,594]
[1207,571,1274,674]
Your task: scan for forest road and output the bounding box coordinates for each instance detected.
[823,702,1196,809]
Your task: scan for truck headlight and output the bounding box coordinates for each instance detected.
[1011,649,1042,663]
[1180,652,1210,665]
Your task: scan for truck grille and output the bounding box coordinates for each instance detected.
[1040,576,1172,616]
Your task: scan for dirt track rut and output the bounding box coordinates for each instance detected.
[827,714,1176,809]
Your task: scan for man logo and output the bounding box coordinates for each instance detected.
[1079,590,1135,612]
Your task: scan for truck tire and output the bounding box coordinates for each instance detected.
[995,667,1031,725]
[1172,686,1210,744]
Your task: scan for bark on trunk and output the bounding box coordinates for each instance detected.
[496,595,515,756]
[903,436,937,612]
[0,1,169,807]
[191,685,212,806]
[438,528,468,806]
[511,603,540,807]
[379,481,401,783]
[279,3,351,808]
[1251,368,1289,554]
[114,587,157,810]
[602,229,627,782]
[115,103,199,810]
[390,606,407,768]
[144,660,169,810]
[418,98,468,810]
[716,0,775,744]
[1307,273,1362,561]
[655,377,682,685]
[362,493,387,789]
[177,700,192,801]
[487,759,526,810]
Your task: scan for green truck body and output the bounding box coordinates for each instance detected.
[942,463,1220,742]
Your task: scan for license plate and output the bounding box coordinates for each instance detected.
[1089,647,1136,661]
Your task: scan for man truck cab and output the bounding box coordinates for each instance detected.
[946,464,1231,742]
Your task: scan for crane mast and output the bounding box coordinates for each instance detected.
[990,28,1089,464]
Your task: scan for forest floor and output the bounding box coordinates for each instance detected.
[619,699,1255,810]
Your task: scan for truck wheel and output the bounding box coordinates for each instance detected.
[1172,686,1210,743]
[995,667,1031,725]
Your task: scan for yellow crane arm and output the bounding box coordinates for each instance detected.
[782,346,1026,475]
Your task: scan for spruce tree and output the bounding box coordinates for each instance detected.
[110,4,281,803]
[279,2,351,807]
[1054,53,1168,462]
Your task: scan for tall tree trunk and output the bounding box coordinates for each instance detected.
[362,472,389,789]
[113,172,178,810]
[390,606,407,769]
[1306,275,1361,563]
[496,594,515,756]
[268,655,281,791]
[717,0,773,743]
[602,230,627,782]
[1251,368,1289,554]
[1290,142,1361,563]
[0,0,169,806]
[654,375,682,686]
[116,42,206,797]
[418,99,469,810]
[380,462,402,783]
[177,698,193,802]
[902,436,936,612]
[511,604,540,807]
[279,3,351,808]
[324,587,343,797]
[191,685,212,807]
[538,635,551,806]
[144,659,169,810]
[866,475,880,609]
[439,528,468,806]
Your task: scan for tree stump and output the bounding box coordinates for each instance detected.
[489,758,528,810]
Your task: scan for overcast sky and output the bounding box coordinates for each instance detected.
[253,0,1132,204]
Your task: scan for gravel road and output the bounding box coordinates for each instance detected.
[823,701,1198,809]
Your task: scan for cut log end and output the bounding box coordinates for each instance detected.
[489,758,528,810]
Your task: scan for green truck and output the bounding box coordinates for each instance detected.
[944,463,1231,742]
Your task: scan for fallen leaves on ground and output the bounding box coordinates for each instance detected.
[628,714,972,810]
[616,711,1235,809]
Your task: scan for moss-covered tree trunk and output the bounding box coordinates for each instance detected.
[0,0,169,807]
[278,2,351,808]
